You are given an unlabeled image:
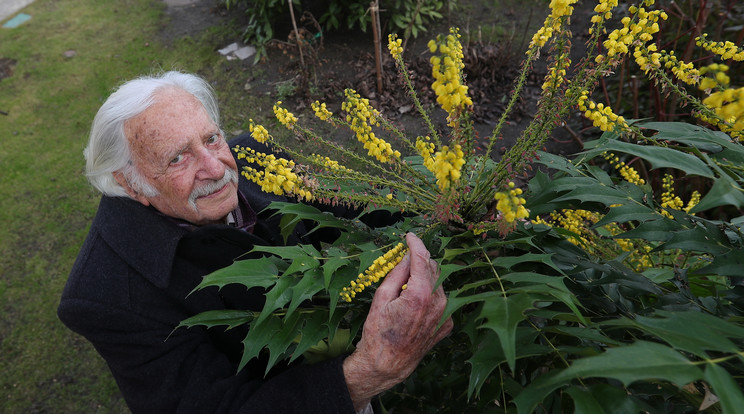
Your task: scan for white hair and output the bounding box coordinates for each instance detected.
[84,71,221,197]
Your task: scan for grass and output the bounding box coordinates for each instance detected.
[0,0,275,411]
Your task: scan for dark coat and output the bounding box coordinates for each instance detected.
[57,136,357,413]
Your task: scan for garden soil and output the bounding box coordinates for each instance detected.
[160,0,596,162]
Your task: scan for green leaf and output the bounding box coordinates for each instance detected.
[657,229,730,255]
[254,275,296,326]
[492,253,564,275]
[632,311,744,357]
[477,293,535,372]
[615,218,683,241]
[689,175,744,213]
[553,182,636,206]
[466,328,543,399]
[503,272,586,324]
[290,310,330,363]
[191,257,280,294]
[263,311,303,374]
[695,249,744,277]
[582,138,715,178]
[535,151,583,175]
[175,309,254,330]
[251,245,320,276]
[565,384,642,414]
[322,247,350,289]
[592,203,660,228]
[515,341,703,414]
[703,363,744,414]
[285,268,324,320]
[238,315,282,373]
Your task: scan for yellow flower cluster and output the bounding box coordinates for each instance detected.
[308,154,349,172]
[529,0,578,48]
[387,34,404,60]
[660,174,700,217]
[415,136,436,172]
[696,35,744,61]
[542,209,599,246]
[578,91,629,132]
[662,52,700,85]
[701,87,744,138]
[535,208,654,272]
[602,8,666,58]
[248,119,270,143]
[234,146,314,201]
[603,152,646,185]
[342,89,400,164]
[432,144,466,191]
[633,43,662,74]
[494,182,529,223]
[311,101,333,121]
[428,28,473,121]
[340,242,408,302]
[273,101,298,129]
[590,0,618,26]
[542,55,571,92]
[698,63,730,91]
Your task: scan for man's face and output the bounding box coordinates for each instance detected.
[119,88,239,225]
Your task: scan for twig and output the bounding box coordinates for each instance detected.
[0,110,8,116]
[288,0,304,67]
[370,0,383,93]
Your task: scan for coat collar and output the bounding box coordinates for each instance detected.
[93,196,187,289]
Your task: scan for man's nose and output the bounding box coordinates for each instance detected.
[196,146,225,180]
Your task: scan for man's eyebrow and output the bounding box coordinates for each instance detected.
[163,142,191,165]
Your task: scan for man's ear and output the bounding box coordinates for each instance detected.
[113,171,151,207]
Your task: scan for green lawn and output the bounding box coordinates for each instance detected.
[0,0,274,411]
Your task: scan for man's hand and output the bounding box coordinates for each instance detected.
[343,233,453,410]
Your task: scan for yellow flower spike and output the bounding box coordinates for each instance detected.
[341,243,409,302]
[248,119,270,143]
[387,34,404,60]
[429,28,472,123]
[342,89,399,164]
[494,182,530,224]
[311,101,333,121]
[273,101,298,129]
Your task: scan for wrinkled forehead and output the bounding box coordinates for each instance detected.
[123,88,215,164]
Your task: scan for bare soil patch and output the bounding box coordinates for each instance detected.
[159,0,594,158]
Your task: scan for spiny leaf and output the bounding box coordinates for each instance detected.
[254,275,297,326]
[175,310,254,331]
[582,137,715,178]
[477,293,535,372]
[690,175,744,213]
[263,311,303,375]
[285,268,324,320]
[238,315,282,373]
[592,203,660,228]
[250,245,320,276]
[695,249,744,277]
[565,384,642,414]
[631,311,744,357]
[514,341,703,414]
[703,362,744,414]
[191,256,281,295]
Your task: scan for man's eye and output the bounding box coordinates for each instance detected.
[207,134,220,144]
[170,154,184,165]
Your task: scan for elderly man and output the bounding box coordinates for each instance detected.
[58,71,452,413]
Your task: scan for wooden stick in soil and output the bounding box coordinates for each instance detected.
[288,0,304,67]
[371,0,383,93]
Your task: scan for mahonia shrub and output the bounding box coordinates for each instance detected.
[182,1,744,412]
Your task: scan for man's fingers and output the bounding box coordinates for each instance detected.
[403,233,436,294]
[372,253,411,305]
